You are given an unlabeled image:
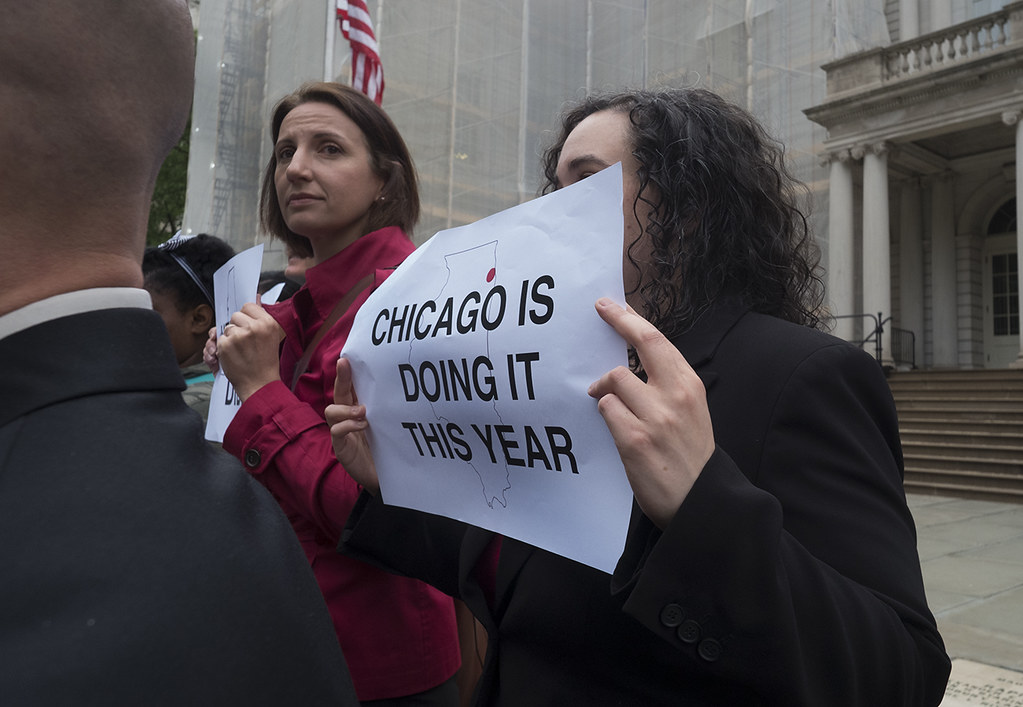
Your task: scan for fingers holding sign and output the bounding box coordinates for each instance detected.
[588,298,715,529]
[203,327,220,375]
[215,302,285,401]
[326,357,380,496]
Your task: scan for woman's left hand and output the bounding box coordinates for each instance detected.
[588,298,715,529]
[216,302,285,401]
[325,357,379,495]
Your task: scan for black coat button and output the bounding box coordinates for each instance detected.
[698,638,722,662]
[677,619,700,644]
[244,449,262,468]
[659,604,686,628]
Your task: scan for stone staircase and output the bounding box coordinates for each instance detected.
[887,369,1023,503]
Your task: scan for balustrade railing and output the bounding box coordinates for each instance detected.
[883,10,1011,80]
[819,3,1023,97]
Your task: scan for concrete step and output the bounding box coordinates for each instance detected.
[891,383,1023,393]
[888,371,1023,393]
[902,452,1023,476]
[893,402,1023,418]
[892,393,1023,403]
[900,427,1023,443]
[903,476,1023,503]
[901,439,1023,462]
[889,369,1023,382]
[904,466,1023,498]
[904,446,1023,466]
[889,369,1023,501]
[898,415,1023,427]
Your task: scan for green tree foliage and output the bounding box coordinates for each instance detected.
[147,115,191,246]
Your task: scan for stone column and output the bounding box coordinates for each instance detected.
[900,0,919,40]
[932,0,952,32]
[1003,111,1023,368]
[826,149,856,341]
[861,142,892,366]
[930,172,957,367]
[899,179,923,368]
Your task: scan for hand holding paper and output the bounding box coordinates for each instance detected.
[587,298,715,529]
[216,302,285,401]
[338,163,633,573]
[203,328,220,375]
[326,357,379,495]
[204,244,265,442]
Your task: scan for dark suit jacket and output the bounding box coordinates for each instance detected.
[342,300,951,706]
[0,308,358,706]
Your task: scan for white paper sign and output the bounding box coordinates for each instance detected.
[342,164,633,573]
[260,281,286,305]
[205,244,265,443]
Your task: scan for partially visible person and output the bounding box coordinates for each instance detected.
[285,242,317,284]
[204,82,461,705]
[327,87,951,705]
[0,2,357,704]
[143,232,235,425]
[258,268,303,303]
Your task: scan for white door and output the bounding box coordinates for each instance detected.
[982,233,1020,368]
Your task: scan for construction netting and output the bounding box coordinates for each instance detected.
[185,0,898,267]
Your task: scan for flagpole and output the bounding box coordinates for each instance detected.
[517,0,529,205]
[375,0,384,52]
[324,0,337,81]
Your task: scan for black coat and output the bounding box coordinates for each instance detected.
[0,308,358,706]
[341,300,951,706]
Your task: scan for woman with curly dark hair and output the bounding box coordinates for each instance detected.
[540,88,823,338]
[330,87,950,705]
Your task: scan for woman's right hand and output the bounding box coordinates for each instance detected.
[214,303,285,401]
[326,357,380,495]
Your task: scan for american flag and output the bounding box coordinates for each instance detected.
[336,0,384,105]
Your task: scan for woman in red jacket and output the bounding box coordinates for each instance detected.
[206,82,460,705]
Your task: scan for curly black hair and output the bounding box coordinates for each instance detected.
[143,234,236,312]
[541,88,824,340]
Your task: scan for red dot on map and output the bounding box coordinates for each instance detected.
[487,268,496,283]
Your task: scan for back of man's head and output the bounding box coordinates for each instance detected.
[0,0,196,312]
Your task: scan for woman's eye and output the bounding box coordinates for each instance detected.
[323,144,343,155]
[277,146,294,161]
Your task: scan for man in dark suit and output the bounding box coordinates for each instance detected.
[328,88,952,704]
[0,2,358,704]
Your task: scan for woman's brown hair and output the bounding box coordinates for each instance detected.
[260,82,419,257]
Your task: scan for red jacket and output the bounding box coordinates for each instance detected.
[224,227,460,700]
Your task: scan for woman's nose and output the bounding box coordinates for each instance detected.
[285,149,311,180]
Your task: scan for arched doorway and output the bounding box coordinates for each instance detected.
[982,198,1019,368]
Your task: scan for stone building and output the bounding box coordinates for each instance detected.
[182,1,1023,372]
[807,1,1023,370]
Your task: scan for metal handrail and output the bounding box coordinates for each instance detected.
[831,312,889,362]
[891,327,916,369]
[829,312,917,369]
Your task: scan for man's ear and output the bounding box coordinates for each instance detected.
[190,303,215,334]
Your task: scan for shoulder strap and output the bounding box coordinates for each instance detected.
[289,272,375,392]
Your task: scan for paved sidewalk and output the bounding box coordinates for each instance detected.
[909,493,1023,673]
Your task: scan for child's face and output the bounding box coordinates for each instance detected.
[148,288,206,367]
